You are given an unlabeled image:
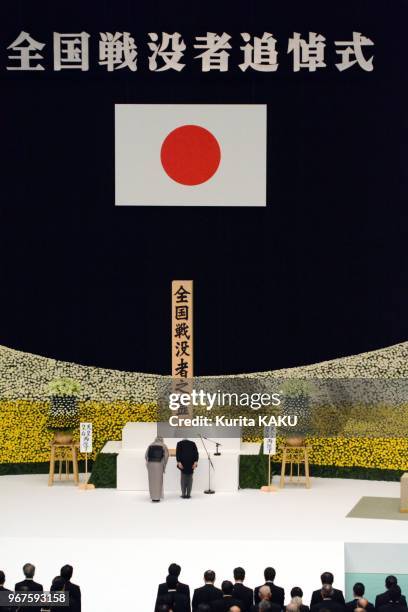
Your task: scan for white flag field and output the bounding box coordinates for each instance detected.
[115,104,267,206]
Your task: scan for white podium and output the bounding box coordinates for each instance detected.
[117,422,240,493]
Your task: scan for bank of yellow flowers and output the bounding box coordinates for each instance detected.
[1,400,407,471]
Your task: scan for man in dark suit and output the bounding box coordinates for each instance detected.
[211,581,242,612]
[176,438,199,498]
[254,568,285,608]
[60,565,81,612]
[346,584,374,612]
[192,571,223,611]
[15,563,43,612]
[0,571,13,612]
[311,585,346,612]
[232,567,254,612]
[378,587,408,612]
[156,576,191,612]
[376,578,407,609]
[310,574,345,608]
[157,563,190,600]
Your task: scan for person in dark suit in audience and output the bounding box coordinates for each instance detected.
[346,584,374,612]
[211,581,242,611]
[252,586,281,612]
[192,571,223,611]
[310,574,345,608]
[254,568,285,608]
[60,565,81,612]
[156,606,172,612]
[15,563,43,612]
[176,439,199,498]
[157,564,190,600]
[287,587,310,612]
[378,587,408,612]
[0,571,13,612]
[310,585,346,612]
[156,576,191,612]
[232,567,254,612]
[376,578,407,609]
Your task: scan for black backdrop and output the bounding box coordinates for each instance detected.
[1,0,407,375]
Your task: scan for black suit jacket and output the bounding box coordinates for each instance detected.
[376,594,408,609]
[192,584,223,610]
[0,586,13,612]
[211,595,243,611]
[233,584,254,612]
[156,591,191,612]
[346,599,374,612]
[157,581,190,599]
[254,582,285,608]
[176,440,199,474]
[311,599,346,612]
[378,605,408,612]
[311,590,345,608]
[15,579,43,612]
[252,603,282,612]
[62,581,81,612]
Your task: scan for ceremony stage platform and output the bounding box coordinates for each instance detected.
[1,474,407,612]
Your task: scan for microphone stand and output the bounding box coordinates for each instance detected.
[199,434,215,494]
[202,436,222,456]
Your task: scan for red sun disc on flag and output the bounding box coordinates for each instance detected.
[160,124,221,186]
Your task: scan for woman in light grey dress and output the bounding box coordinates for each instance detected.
[145,436,169,502]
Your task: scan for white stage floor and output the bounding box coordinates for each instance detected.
[0,475,407,612]
[0,474,406,541]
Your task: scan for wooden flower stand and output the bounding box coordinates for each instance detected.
[48,441,79,486]
[279,444,311,489]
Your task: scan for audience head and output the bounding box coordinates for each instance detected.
[264,567,276,582]
[291,587,304,599]
[60,565,73,582]
[321,584,334,599]
[166,575,178,590]
[0,571,5,586]
[233,567,245,582]
[287,603,300,612]
[221,580,234,595]
[51,576,66,592]
[389,586,401,602]
[321,572,334,585]
[357,598,369,609]
[157,606,172,612]
[168,563,181,577]
[259,602,273,611]
[386,576,398,590]
[353,583,365,597]
[22,563,35,579]
[204,570,216,584]
[259,585,272,601]
[229,606,243,612]
[197,605,211,612]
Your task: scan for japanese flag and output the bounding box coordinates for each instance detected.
[115,104,266,206]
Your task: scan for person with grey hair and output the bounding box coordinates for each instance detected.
[15,563,43,612]
[146,435,169,502]
[252,586,281,612]
[288,587,310,612]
